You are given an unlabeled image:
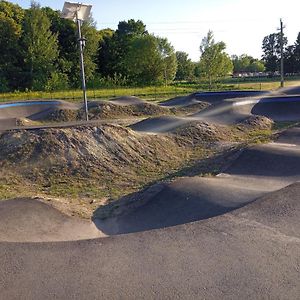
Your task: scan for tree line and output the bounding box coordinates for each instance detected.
[0,0,299,93]
[262,32,300,74]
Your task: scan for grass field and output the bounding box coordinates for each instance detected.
[1,79,300,103]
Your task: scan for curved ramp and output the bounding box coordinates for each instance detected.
[194,90,269,104]
[0,198,104,242]
[1,183,300,299]
[251,96,300,121]
[130,115,189,133]
[161,91,268,107]
[95,128,300,235]
[0,100,79,122]
[160,94,205,107]
[95,176,270,235]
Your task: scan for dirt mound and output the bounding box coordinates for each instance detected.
[84,101,170,119]
[41,101,171,122]
[174,121,232,144]
[0,125,193,197]
[44,109,79,122]
[15,118,41,126]
[237,115,274,130]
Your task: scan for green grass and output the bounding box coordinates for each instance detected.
[0,86,195,103]
[1,79,300,103]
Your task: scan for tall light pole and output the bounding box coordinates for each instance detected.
[61,2,92,121]
[279,18,285,88]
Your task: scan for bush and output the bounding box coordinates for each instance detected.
[0,76,9,92]
[45,72,69,91]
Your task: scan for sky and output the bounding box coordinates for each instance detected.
[10,0,300,61]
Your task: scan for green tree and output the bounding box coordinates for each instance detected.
[232,54,265,73]
[199,31,233,86]
[175,51,194,81]
[262,33,287,73]
[284,45,297,74]
[97,19,148,78]
[22,2,59,90]
[96,28,114,76]
[42,6,99,87]
[157,37,177,86]
[0,0,24,90]
[124,35,176,85]
[294,32,300,73]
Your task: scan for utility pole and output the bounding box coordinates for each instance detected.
[76,15,89,121]
[279,18,285,88]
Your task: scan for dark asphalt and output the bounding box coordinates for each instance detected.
[1,183,300,299]
[1,88,300,299]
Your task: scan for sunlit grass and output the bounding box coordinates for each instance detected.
[1,79,299,103]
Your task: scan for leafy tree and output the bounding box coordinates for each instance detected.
[157,37,177,85]
[192,62,201,79]
[42,7,99,87]
[199,31,233,86]
[0,1,24,89]
[262,33,287,73]
[284,45,297,74]
[124,34,176,85]
[175,51,194,81]
[97,19,148,77]
[41,7,77,84]
[294,32,300,73]
[96,28,114,76]
[232,54,265,73]
[21,2,59,90]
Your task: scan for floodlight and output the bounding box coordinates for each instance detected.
[61,2,93,121]
[62,2,92,21]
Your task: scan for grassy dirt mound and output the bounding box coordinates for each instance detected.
[0,116,276,217]
[0,124,215,206]
[84,101,171,119]
[44,109,79,122]
[174,121,233,145]
[237,115,274,130]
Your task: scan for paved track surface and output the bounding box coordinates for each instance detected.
[0,199,104,242]
[96,134,300,235]
[1,183,300,299]
[1,88,300,299]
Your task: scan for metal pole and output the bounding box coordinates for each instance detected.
[280,18,284,88]
[76,17,89,121]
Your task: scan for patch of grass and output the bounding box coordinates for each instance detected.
[1,79,299,103]
[246,129,274,144]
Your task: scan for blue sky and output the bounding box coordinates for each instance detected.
[10,0,300,61]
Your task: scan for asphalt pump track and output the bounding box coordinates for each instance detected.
[0,89,300,299]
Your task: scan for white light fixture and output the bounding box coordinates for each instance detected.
[61,2,93,121]
[62,2,92,21]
